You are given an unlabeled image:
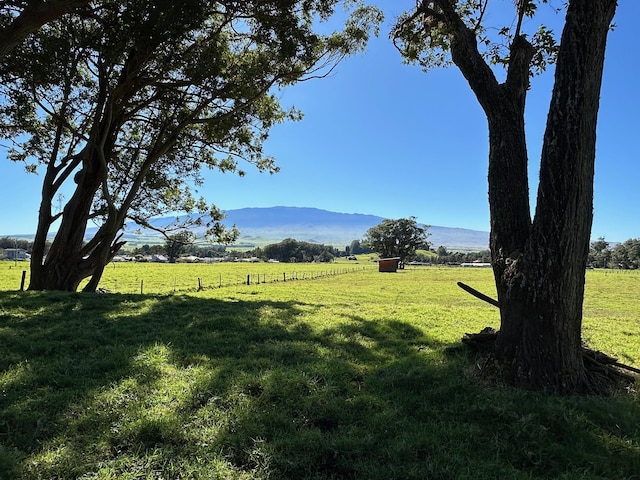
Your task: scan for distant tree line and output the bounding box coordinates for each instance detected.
[588,237,640,269]
[257,238,337,263]
[426,247,492,265]
[0,237,32,251]
[4,234,640,270]
[127,237,338,263]
[130,242,226,259]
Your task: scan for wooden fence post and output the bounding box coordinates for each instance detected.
[20,270,26,291]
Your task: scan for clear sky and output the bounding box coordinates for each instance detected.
[1,1,638,242]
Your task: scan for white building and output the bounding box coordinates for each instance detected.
[5,248,29,260]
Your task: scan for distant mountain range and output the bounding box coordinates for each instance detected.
[6,206,489,250]
[115,206,489,250]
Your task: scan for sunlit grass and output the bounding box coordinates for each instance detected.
[0,266,638,479]
[0,259,377,293]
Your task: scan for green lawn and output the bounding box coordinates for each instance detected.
[0,266,638,479]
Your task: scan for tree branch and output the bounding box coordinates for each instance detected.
[0,0,90,58]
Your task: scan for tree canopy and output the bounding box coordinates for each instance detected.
[0,0,382,291]
[165,231,196,263]
[0,0,92,58]
[589,237,640,270]
[363,217,430,266]
[261,238,336,263]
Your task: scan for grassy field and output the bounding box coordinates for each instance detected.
[0,264,638,479]
[0,259,378,294]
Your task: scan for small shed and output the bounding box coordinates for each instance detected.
[5,248,28,260]
[378,257,401,273]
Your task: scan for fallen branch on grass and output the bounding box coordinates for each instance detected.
[456,282,638,385]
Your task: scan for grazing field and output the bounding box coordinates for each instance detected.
[0,260,377,293]
[0,264,638,479]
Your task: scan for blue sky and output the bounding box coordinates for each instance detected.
[1,1,638,242]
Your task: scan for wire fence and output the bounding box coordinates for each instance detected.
[1,261,380,293]
[99,266,374,294]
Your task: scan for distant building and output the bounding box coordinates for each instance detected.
[5,248,29,260]
[378,257,401,273]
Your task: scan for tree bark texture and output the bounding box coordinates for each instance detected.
[491,0,617,392]
[29,148,110,291]
[437,0,616,391]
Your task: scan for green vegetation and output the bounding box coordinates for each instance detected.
[260,238,338,264]
[0,260,376,294]
[363,217,429,265]
[1,1,383,292]
[589,237,640,269]
[1,266,638,479]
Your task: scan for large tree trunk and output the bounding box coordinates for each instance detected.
[28,151,105,291]
[27,53,134,292]
[28,138,126,292]
[398,0,616,392]
[492,0,617,392]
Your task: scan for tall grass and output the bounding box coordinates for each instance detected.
[0,266,638,479]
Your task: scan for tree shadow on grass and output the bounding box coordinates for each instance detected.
[1,291,639,479]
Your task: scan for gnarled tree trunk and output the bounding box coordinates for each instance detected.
[29,147,107,291]
[489,0,617,392]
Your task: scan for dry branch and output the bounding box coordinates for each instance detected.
[456,282,638,386]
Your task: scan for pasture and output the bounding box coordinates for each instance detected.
[0,259,376,294]
[0,263,638,479]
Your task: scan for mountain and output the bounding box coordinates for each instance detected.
[117,206,489,250]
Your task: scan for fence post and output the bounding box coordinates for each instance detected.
[140,279,144,295]
[247,274,250,285]
[283,272,286,282]
[20,270,26,291]
[198,277,202,291]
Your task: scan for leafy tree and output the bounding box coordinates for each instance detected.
[610,239,640,270]
[0,237,30,250]
[393,0,617,392]
[0,0,382,291]
[349,238,371,255]
[430,249,491,266]
[148,244,164,255]
[0,0,91,58]
[165,231,195,263]
[588,236,611,268]
[363,217,430,266]
[261,238,335,263]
